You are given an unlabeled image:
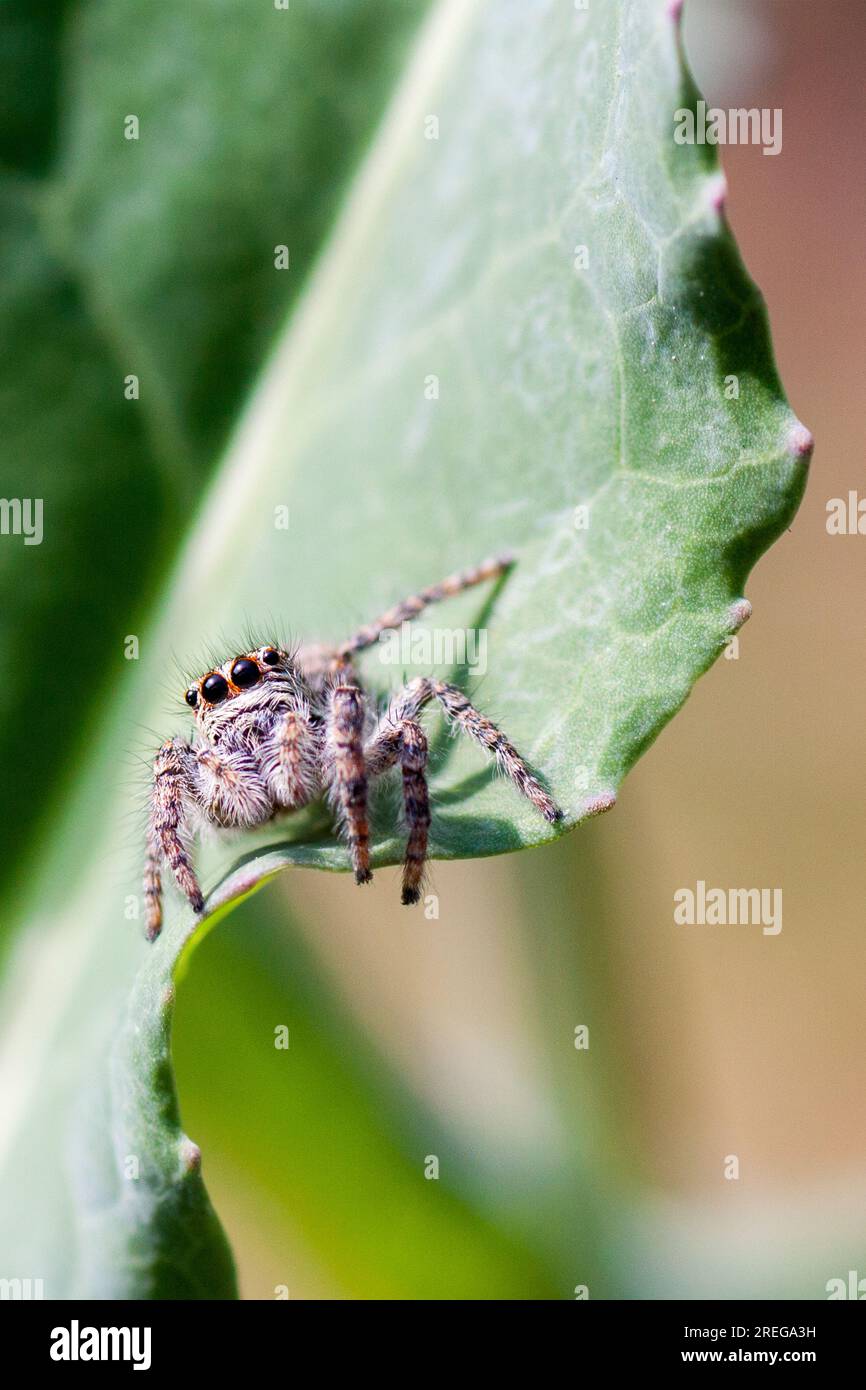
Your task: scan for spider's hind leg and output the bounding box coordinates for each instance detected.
[397,677,562,824]
[366,715,431,905]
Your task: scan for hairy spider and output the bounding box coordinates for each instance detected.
[144,555,561,940]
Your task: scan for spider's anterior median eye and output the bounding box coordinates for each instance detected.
[262,648,281,666]
[185,687,199,708]
[201,672,230,704]
[231,657,261,688]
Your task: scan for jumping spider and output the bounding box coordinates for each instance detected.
[144,555,561,940]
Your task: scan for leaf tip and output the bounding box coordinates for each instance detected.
[727,598,752,633]
[179,1137,202,1174]
[787,423,814,464]
[707,172,728,218]
[581,790,617,819]
[666,0,685,26]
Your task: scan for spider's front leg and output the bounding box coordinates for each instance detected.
[324,682,372,884]
[144,737,204,941]
[336,555,513,659]
[367,714,431,904]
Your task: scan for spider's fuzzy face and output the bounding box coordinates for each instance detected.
[184,646,286,728]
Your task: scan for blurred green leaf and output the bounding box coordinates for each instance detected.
[0,0,429,897]
[0,0,808,1297]
[46,0,430,463]
[173,895,559,1299]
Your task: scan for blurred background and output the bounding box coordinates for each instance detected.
[2,0,864,1299]
[167,0,866,1297]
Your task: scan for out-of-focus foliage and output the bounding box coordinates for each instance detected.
[0,0,429,894]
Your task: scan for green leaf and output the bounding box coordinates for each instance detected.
[0,0,429,898]
[45,0,431,464]
[67,915,238,1299]
[0,0,809,1296]
[180,0,810,893]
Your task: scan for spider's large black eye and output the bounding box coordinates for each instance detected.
[185,687,199,708]
[201,672,229,704]
[231,657,260,688]
[262,647,281,666]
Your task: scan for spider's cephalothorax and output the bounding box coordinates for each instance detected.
[144,556,562,940]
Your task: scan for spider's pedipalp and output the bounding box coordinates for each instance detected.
[195,746,272,827]
[261,698,321,809]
